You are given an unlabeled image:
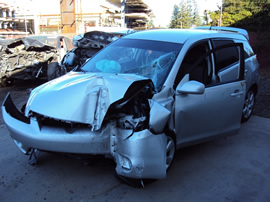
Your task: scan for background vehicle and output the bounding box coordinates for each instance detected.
[0,35,73,87]
[48,30,135,80]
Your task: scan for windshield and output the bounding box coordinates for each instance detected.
[81,38,182,91]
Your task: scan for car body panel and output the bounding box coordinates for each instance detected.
[175,80,245,147]
[244,55,260,91]
[115,129,167,179]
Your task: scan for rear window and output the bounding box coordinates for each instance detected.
[212,40,239,73]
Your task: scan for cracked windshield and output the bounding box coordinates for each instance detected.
[81,38,182,91]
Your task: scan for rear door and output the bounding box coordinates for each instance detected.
[174,41,246,147]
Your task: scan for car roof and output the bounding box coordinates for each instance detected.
[123,29,247,44]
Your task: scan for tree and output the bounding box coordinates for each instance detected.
[169,0,201,28]
[191,0,202,27]
[170,4,181,28]
[209,0,270,27]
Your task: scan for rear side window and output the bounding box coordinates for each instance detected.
[212,40,239,73]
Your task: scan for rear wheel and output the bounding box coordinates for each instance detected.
[242,88,255,122]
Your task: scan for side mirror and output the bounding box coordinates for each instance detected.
[176,80,205,94]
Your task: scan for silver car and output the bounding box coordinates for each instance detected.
[2,28,260,182]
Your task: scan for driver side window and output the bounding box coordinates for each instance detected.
[174,41,212,88]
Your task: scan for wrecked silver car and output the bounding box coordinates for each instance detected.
[2,28,259,182]
[0,35,73,86]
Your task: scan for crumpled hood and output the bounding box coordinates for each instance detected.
[25,71,150,130]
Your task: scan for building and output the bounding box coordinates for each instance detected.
[0,0,153,38]
[0,1,35,38]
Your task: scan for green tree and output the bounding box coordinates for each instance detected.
[209,0,270,27]
[169,0,201,28]
[148,18,154,28]
[191,0,202,26]
[170,4,181,28]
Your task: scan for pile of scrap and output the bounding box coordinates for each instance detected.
[0,37,58,87]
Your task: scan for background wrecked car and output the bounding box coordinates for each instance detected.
[0,35,73,87]
[48,30,134,80]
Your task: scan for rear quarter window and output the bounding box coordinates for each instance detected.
[234,39,255,58]
[212,39,239,73]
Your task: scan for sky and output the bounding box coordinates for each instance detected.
[7,0,222,27]
[145,0,222,27]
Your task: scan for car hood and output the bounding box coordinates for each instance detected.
[25,71,151,130]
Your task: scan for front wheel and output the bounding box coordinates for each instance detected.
[166,134,176,170]
[242,88,255,123]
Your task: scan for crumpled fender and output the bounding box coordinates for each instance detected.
[148,99,171,134]
[115,129,167,179]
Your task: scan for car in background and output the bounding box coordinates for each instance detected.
[48,30,135,80]
[27,35,74,60]
[0,35,73,87]
[2,27,260,185]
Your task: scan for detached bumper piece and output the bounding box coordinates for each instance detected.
[3,92,30,124]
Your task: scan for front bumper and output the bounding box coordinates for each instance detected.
[2,93,167,179]
[2,93,111,154]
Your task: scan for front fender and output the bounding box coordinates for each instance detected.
[114,129,167,179]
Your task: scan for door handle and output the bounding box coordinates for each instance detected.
[231,90,244,97]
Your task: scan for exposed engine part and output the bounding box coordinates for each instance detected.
[117,115,147,130]
[106,82,154,132]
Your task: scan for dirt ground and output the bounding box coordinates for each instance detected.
[252,69,270,118]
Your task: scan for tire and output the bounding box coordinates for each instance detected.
[166,133,176,170]
[241,88,256,123]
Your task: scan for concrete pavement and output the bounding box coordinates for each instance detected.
[0,115,270,201]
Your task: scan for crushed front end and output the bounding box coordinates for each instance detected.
[2,72,171,179]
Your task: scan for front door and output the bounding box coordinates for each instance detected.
[174,42,246,146]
